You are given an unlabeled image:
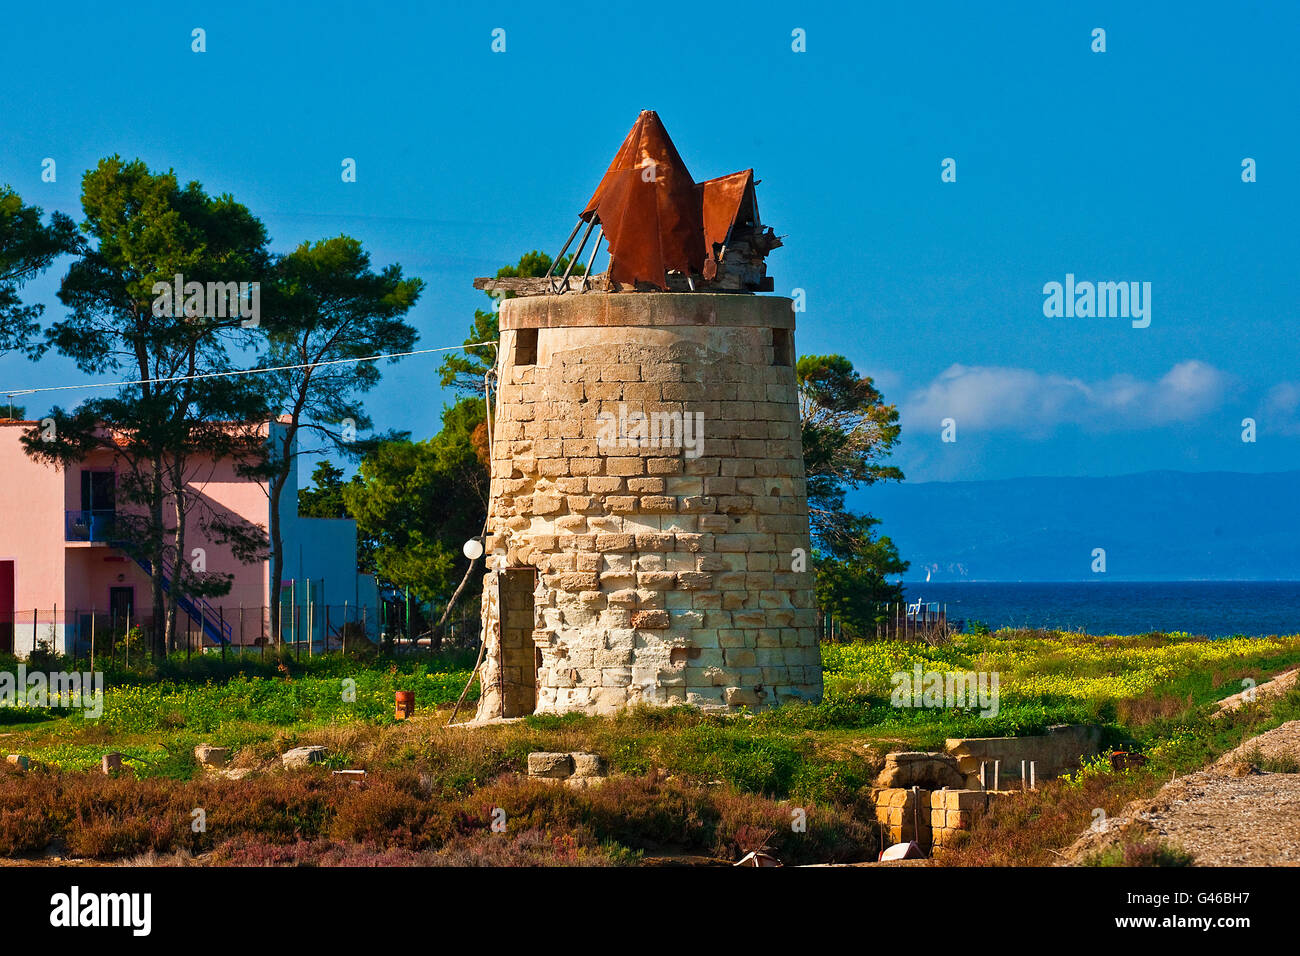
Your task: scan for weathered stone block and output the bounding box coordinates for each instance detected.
[637,571,677,590]
[571,752,608,777]
[605,457,645,476]
[724,686,767,707]
[528,752,575,779]
[195,745,231,768]
[631,610,670,629]
[874,752,965,790]
[282,746,328,770]
[675,571,713,590]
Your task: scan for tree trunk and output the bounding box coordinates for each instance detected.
[266,427,294,647]
[148,464,167,659]
[168,463,188,654]
[269,486,285,646]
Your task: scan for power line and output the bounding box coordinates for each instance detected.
[2,341,499,399]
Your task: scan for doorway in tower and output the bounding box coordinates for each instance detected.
[498,567,538,717]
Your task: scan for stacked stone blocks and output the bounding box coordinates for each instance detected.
[475,294,822,718]
[872,787,1008,852]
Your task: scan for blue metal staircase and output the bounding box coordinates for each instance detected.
[127,553,233,646]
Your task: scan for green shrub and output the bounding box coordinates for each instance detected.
[1081,837,1195,867]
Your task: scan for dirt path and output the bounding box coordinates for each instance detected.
[1062,721,1300,866]
[1212,667,1299,717]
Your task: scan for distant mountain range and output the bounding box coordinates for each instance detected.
[850,470,1300,582]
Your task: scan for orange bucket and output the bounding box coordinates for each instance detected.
[395,690,415,720]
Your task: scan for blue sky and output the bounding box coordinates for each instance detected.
[1,0,1296,485]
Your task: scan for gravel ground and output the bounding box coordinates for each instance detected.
[1213,667,1299,716]
[1063,720,1300,866]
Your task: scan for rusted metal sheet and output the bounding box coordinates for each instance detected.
[698,169,755,280]
[581,111,771,291]
[581,111,704,288]
[480,110,780,295]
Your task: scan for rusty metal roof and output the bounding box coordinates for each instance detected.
[475,110,777,296]
[581,111,760,290]
[698,169,757,281]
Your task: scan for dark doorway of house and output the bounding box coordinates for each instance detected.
[109,586,134,628]
[499,568,537,717]
[81,470,115,511]
[80,470,116,541]
[77,613,92,658]
[0,560,13,653]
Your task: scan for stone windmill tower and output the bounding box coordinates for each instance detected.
[472,111,822,718]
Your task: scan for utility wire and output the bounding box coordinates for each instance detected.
[2,341,499,399]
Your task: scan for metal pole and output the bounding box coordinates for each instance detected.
[90,607,96,674]
[580,228,603,291]
[544,220,584,289]
[558,219,597,291]
[306,580,313,658]
[220,606,227,663]
[290,578,296,658]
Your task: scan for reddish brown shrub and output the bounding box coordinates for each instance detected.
[0,764,874,865]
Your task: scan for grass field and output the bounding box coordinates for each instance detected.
[2,629,1299,865]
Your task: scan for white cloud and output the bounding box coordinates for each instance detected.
[905,360,1232,434]
[1262,381,1300,435]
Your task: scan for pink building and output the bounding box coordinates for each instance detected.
[0,419,378,655]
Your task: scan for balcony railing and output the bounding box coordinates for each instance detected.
[65,509,116,542]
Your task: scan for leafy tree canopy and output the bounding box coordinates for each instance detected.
[438,250,578,395]
[796,353,908,636]
[342,397,489,605]
[22,159,273,653]
[0,186,80,354]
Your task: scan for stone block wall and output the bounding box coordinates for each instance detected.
[873,786,933,847]
[475,293,822,719]
[946,724,1102,787]
[873,787,1010,853]
[929,788,1002,850]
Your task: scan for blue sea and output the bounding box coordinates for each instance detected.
[899,582,1300,638]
